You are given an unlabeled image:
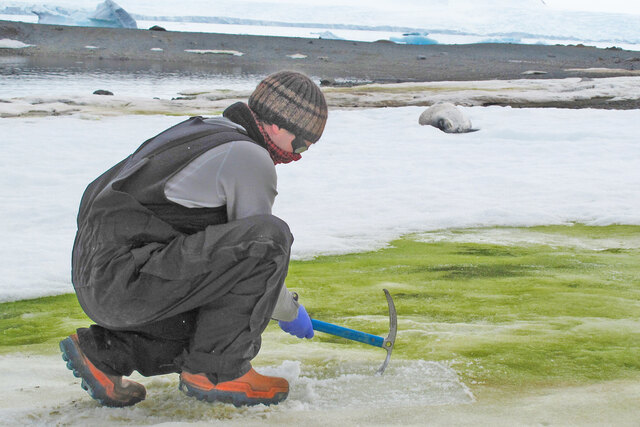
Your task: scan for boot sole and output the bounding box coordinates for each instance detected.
[179,379,288,407]
[60,336,144,407]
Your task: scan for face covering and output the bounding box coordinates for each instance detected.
[262,128,302,164]
[253,115,302,165]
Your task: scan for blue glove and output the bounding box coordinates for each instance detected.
[279,305,314,339]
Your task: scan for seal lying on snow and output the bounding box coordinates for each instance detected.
[419,103,477,133]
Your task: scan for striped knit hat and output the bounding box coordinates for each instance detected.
[249,71,328,143]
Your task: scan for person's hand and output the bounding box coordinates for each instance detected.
[278,305,314,339]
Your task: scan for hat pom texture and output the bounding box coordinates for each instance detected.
[249,71,328,143]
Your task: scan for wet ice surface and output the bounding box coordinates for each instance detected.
[0,355,472,425]
[266,360,474,410]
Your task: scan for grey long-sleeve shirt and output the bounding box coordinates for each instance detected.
[164,132,299,321]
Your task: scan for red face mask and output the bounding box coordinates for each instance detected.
[256,121,302,165]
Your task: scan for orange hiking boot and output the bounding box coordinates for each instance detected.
[59,334,146,407]
[179,368,289,406]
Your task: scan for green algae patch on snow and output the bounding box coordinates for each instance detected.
[1,225,639,391]
[285,225,640,389]
[0,294,88,353]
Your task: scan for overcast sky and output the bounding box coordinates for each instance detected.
[546,0,640,15]
[2,0,640,16]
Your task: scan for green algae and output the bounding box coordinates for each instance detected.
[286,224,640,388]
[1,224,639,392]
[0,294,88,352]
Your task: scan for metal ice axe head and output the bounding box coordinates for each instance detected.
[310,289,397,375]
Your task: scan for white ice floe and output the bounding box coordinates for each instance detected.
[287,53,308,59]
[184,49,244,56]
[0,38,33,49]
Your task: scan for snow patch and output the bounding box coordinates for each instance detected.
[0,38,33,49]
[1,105,640,301]
[184,49,244,56]
[565,68,640,75]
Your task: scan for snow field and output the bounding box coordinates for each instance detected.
[1,106,639,301]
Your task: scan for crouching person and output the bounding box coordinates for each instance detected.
[60,71,327,407]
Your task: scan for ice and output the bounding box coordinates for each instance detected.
[0,355,473,425]
[390,32,438,45]
[89,0,136,28]
[0,38,33,48]
[32,0,136,28]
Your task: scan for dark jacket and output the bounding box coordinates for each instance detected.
[72,112,260,306]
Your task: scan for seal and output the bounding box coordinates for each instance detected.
[418,103,477,133]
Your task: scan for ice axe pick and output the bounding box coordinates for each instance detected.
[311,289,397,375]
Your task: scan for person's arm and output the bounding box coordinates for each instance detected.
[219,142,302,321]
[271,284,300,321]
[215,140,276,221]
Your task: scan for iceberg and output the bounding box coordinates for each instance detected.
[89,0,137,29]
[31,5,90,26]
[310,31,344,40]
[389,32,438,45]
[32,0,137,29]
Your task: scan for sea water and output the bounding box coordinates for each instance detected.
[0,56,261,99]
[1,0,640,49]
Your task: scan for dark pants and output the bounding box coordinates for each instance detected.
[75,215,293,384]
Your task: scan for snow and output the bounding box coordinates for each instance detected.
[0,356,474,425]
[184,49,244,56]
[1,98,639,302]
[2,76,640,115]
[0,38,33,48]
[0,1,639,422]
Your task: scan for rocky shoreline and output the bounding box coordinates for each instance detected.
[2,20,640,110]
[3,20,640,81]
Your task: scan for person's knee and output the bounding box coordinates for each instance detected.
[248,215,293,249]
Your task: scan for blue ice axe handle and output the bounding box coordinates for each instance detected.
[310,289,397,375]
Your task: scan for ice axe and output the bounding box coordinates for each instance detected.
[311,289,397,375]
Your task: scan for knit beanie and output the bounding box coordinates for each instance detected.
[249,71,328,143]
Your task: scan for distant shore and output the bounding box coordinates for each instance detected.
[2,20,640,83]
[2,20,640,110]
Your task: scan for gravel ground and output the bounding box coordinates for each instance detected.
[2,19,640,86]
